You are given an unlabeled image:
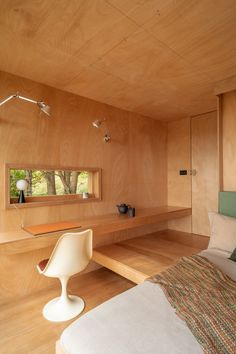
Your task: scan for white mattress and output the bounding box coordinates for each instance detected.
[60,249,236,354]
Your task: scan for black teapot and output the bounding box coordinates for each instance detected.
[116,203,129,214]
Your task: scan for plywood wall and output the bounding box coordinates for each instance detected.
[167,118,192,232]
[221,90,236,190]
[0,71,167,301]
[0,71,167,232]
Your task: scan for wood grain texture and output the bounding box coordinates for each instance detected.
[191,112,218,236]
[24,221,82,235]
[0,267,134,354]
[168,216,192,234]
[0,70,167,301]
[0,224,167,303]
[0,71,167,232]
[221,90,236,190]
[0,206,191,248]
[167,118,192,232]
[0,230,208,354]
[2,1,236,119]
[93,229,209,284]
[215,75,236,95]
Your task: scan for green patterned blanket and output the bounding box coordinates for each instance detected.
[149,255,236,354]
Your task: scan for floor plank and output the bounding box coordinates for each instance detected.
[0,230,209,353]
[0,268,134,354]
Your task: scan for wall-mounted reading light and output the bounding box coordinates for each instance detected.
[92,119,104,128]
[92,119,111,143]
[0,92,51,116]
[103,133,111,143]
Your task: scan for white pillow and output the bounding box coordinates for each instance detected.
[208,212,236,252]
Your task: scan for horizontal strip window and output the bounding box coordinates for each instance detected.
[6,164,101,208]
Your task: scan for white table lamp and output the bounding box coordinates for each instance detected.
[16,179,28,203]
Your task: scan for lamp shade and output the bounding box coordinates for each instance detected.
[92,119,102,128]
[16,179,28,191]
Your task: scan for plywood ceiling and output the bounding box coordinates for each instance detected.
[0,0,236,121]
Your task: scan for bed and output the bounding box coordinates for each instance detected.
[57,193,236,354]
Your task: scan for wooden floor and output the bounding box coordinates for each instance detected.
[0,268,134,354]
[0,230,209,354]
[93,229,209,283]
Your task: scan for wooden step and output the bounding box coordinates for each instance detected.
[93,243,176,284]
[93,230,209,284]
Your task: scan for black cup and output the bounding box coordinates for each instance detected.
[128,207,135,217]
[117,204,129,214]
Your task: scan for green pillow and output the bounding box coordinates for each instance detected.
[229,248,236,262]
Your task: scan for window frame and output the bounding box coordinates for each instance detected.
[5,163,102,208]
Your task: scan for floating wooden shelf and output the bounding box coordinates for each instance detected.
[24,221,82,236]
[0,206,191,255]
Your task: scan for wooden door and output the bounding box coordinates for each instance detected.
[191,112,218,236]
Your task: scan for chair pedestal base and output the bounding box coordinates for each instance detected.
[43,295,85,322]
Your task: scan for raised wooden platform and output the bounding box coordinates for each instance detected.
[93,230,209,284]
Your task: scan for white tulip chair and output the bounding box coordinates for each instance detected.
[37,229,93,322]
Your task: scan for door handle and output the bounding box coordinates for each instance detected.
[189,169,197,176]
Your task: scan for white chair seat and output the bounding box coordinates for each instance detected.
[36,229,93,322]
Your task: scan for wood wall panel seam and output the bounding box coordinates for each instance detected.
[191,112,218,236]
[217,95,223,192]
[221,90,236,191]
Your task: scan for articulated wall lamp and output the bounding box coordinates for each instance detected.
[92,119,104,128]
[0,93,51,116]
[92,119,111,143]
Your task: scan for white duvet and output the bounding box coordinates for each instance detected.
[60,249,236,354]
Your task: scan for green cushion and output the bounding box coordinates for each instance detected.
[229,248,236,262]
[219,192,236,218]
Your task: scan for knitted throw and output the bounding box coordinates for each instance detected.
[149,255,236,354]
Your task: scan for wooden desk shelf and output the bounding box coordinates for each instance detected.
[0,206,191,255]
[24,221,82,236]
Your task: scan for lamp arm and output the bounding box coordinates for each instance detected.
[0,94,17,106]
[0,93,38,107]
[17,95,38,104]
[0,92,50,116]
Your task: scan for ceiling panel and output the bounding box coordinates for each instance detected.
[63,66,128,103]
[0,0,128,55]
[92,29,209,87]
[144,0,236,80]
[107,0,174,26]
[66,16,139,68]
[0,0,235,120]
